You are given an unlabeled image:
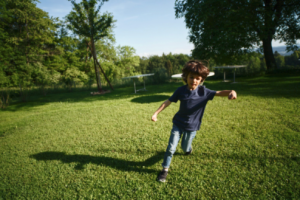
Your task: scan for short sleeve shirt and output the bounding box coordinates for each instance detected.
[169,85,216,131]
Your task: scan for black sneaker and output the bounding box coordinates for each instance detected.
[185,147,193,155]
[157,170,168,182]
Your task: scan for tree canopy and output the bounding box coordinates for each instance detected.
[67,0,114,92]
[175,0,300,70]
[0,0,57,90]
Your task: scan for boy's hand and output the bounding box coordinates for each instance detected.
[228,90,237,100]
[151,100,171,122]
[151,114,157,122]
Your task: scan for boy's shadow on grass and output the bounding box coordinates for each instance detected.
[30,151,165,173]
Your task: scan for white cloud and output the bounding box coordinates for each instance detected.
[272,40,284,47]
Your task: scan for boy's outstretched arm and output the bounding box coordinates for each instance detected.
[215,90,237,100]
[151,100,172,122]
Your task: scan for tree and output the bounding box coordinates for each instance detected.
[67,0,114,92]
[32,62,61,95]
[165,60,173,76]
[0,0,57,100]
[139,57,150,74]
[48,23,81,75]
[175,0,300,70]
[285,50,300,68]
[115,46,140,77]
[274,51,285,68]
[1,0,56,65]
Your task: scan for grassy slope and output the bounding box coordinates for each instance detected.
[0,74,300,199]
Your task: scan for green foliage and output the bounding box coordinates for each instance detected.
[247,54,262,74]
[165,60,173,76]
[274,51,285,68]
[0,89,10,109]
[67,0,113,41]
[32,63,61,95]
[100,61,117,82]
[175,0,300,70]
[0,68,9,87]
[141,53,191,79]
[63,68,89,85]
[139,57,150,74]
[1,0,56,64]
[152,67,169,83]
[0,0,59,95]
[66,0,115,91]
[95,30,117,63]
[285,50,300,68]
[115,46,140,77]
[49,24,83,75]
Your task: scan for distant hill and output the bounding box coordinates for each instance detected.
[272,46,293,56]
[255,45,299,56]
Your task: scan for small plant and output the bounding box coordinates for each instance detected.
[39,85,48,96]
[19,83,29,102]
[0,90,10,109]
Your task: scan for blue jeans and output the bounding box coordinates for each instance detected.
[162,124,197,168]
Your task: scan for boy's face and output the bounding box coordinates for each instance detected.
[187,73,203,90]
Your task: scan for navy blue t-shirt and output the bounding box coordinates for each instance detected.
[169,85,216,131]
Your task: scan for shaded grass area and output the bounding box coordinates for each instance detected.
[0,74,300,199]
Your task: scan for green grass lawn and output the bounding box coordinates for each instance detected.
[1,74,300,199]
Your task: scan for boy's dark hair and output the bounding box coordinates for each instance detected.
[182,60,210,83]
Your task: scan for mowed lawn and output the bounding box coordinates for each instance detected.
[1,74,300,199]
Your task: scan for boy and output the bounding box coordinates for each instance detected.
[151,60,237,182]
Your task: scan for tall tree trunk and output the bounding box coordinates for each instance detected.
[91,38,114,91]
[95,59,114,91]
[26,19,29,64]
[91,39,102,92]
[85,41,90,73]
[93,58,102,92]
[262,0,278,71]
[262,37,277,70]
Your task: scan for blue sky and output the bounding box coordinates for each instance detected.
[36,0,286,57]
